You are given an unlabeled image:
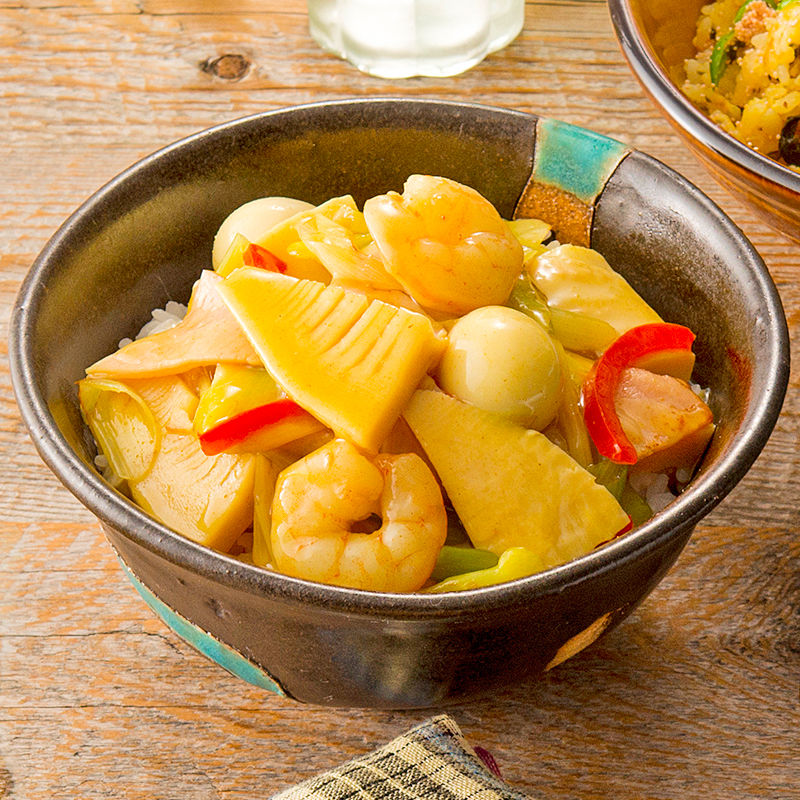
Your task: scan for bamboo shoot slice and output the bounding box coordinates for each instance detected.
[217,269,446,452]
[404,387,630,570]
[87,271,261,379]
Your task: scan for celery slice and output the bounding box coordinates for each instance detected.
[426,547,545,592]
[549,307,617,356]
[587,459,628,501]
[506,275,551,330]
[429,545,498,582]
[620,485,653,526]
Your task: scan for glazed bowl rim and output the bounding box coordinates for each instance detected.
[9,97,790,616]
[608,0,800,195]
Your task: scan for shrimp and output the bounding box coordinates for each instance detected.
[270,438,447,592]
[363,174,523,316]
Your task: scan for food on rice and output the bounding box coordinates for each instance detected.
[78,176,715,593]
[682,0,800,168]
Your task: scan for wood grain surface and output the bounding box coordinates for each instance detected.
[1,1,798,798]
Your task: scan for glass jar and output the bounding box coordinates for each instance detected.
[307,0,525,79]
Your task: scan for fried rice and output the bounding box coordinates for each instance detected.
[682,0,800,169]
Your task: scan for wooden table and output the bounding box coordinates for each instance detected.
[2,2,798,798]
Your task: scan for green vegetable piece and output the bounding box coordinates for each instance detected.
[425,547,546,593]
[506,275,552,330]
[710,30,735,85]
[588,459,628,501]
[194,363,283,435]
[620,484,653,526]
[252,451,294,568]
[548,306,617,356]
[430,545,499,582]
[252,455,275,568]
[508,275,616,356]
[778,0,798,9]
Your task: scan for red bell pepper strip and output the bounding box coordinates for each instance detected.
[616,515,634,536]
[582,323,696,464]
[198,397,311,456]
[594,514,634,549]
[243,242,287,273]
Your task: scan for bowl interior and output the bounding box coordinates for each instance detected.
[11,99,789,605]
[625,0,706,81]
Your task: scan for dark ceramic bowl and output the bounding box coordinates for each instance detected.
[10,99,789,708]
[608,0,800,242]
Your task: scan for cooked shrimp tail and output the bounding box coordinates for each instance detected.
[271,438,447,592]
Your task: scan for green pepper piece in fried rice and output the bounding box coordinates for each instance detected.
[710,0,778,85]
[710,30,736,85]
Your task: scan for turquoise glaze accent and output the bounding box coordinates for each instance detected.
[119,558,285,695]
[533,119,628,203]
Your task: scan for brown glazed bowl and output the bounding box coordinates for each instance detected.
[608,0,800,242]
[9,99,789,708]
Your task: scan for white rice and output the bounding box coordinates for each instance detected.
[117,299,187,347]
[629,470,677,513]
[92,453,126,489]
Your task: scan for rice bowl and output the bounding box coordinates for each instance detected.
[9,99,789,706]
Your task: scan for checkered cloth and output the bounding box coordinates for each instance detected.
[271,714,531,800]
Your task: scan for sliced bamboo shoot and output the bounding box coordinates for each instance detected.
[404,388,630,570]
[217,269,446,452]
[128,375,255,551]
[87,271,260,379]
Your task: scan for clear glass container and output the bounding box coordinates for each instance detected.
[307,0,525,79]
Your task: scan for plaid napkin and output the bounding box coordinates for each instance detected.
[271,714,531,800]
